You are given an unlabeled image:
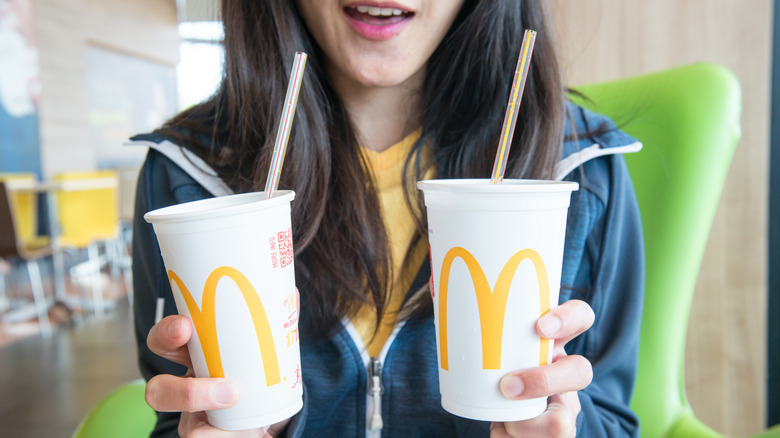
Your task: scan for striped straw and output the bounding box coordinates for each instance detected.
[264,51,308,199]
[490,29,537,185]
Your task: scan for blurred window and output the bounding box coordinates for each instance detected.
[177,21,224,110]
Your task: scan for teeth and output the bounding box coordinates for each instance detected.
[354,5,406,16]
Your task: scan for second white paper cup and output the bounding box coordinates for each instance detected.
[418,179,578,422]
[144,191,302,431]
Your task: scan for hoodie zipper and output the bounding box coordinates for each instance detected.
[367,357,384,430]
[342,319,406,436]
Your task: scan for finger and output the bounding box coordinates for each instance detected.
[147,315,194,367]
[180,412,273,438]
[499,392,580,438]
[537,300,594,346]
[551,344,569,363]
[295,287,300,316]
[489,421,511,438]
[188,422,268,438]
[266,418,293,437]
[500,355,592,400]
[145,374,240,413]
[179,411,209,437]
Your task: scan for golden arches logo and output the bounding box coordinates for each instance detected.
[168,267,281,386]
[438,247,551,370]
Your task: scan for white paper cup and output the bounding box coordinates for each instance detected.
[144,191,303,431]
[417,179,578,422]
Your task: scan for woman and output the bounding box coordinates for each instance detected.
[131,0,645,436]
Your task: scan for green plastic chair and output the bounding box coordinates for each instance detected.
[571,63,779,437]
[71,379,156,438]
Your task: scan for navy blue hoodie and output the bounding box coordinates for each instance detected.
[129,104,645,437]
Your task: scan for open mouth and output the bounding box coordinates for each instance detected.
[344,5,415,26]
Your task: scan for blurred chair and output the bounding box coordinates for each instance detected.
[0,172,40,312]
[0,172,49,249]
[71,379,156,438]
[571,63,779,437]
[0,181,53,336]
[54,170,121,318]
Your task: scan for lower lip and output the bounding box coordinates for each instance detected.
[344,11,412,41]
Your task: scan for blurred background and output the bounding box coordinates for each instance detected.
[0,0,775,436]
[551,1,774,436]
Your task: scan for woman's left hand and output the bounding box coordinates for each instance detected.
[491,299,595,438]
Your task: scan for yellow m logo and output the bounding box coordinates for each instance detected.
[438,247,551,370]
[169,267,281,386]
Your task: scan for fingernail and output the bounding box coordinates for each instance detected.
[539,315,562,336]
[500,376,524,398]
[214,381,239,404]
[167,318,182,338]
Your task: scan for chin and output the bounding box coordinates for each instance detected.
[357,77,406,88]
[349,66,421,89]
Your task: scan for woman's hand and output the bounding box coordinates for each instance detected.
[491,299,595,438]
[145,315,291,437]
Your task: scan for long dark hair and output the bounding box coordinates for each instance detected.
[157,0,565,336]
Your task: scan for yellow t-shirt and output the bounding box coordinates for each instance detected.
[349,130,433,357]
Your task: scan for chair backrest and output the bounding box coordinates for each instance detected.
[570,63,741,438]
[71,379,156,438]
[0,182,22,258]
[0,172,39,246]
[54,170,120,248]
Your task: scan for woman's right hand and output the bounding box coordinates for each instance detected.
[145,315,291,437]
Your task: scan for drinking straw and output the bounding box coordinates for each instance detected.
[490,29,537,185]
[264,51,308,199]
